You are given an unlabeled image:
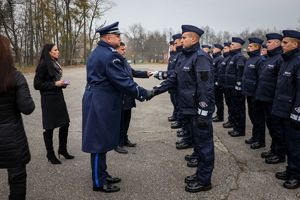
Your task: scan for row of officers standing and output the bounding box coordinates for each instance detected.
[155,29,300,191]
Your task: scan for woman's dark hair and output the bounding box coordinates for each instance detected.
[0,35,16,94]
[38,43,56,77]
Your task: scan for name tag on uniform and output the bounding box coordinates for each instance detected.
[229,61,234,65]
[221,62,226,65]
[183,66,191,71]
[249,64,256,68]
[267,64,274,69]
[213,62,216,65]
[283,71,291,76]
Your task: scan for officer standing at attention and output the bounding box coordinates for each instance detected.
[82,22,152,193]
[242,37,266,149]
[221,42,234,128]
[255,33,286,164]
[150,25,215,192]
[227,37,247,137]
[212,44,224,122]
[272,30,300,189]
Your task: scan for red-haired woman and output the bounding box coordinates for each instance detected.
[0,34,35,200]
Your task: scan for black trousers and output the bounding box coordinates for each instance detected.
[214,85,224,119]
[7,165,27,200]
[251,100,266,143]
[91,152,107,188]
[119,109,132,146]
[224,88,234,124]
[231,90,245,134]
[169,91,178,119]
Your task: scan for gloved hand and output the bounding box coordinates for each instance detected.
[145,89,155,101]
[153,71,165,80]
[196,116,209,128]
[290,119,300,130]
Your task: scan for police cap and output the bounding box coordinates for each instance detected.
[224,42,231,47]
[181,25,204,37]
[232,37,245,45]
[282,30,300,40]
[214,44,224,50]
[202,44,211,49]
[172,33,182,41]
[96,22,121,35]
[266,33,283,41]
[248,37,264,45]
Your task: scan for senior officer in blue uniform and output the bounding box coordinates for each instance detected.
[272,30,300,189]
[150,25,215,193]
[242,37,265,149]
[226,37,247,137]
[82,22,151,193]
[212,44,224,122]
[255,33,286,164]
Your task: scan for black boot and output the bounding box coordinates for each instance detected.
[43,130,61,164]
[58,124,74,160]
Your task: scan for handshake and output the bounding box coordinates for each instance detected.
[136,89,157,102]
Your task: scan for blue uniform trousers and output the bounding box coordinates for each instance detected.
[224,88,234,124]
[214,85,224,120]
[251,99,266,143]
[231,90,245,134]
[91,153,107,188]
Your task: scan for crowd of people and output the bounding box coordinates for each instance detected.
[1,20,300,199]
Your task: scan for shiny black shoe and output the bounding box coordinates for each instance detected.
[176,139,184,145]
[184,154,197,162]
[250,142,265,149]
[171,121,182,129]
[229,131,245,137]
[283,179,300,189]
[261,151,275,158]
[177,129,183,134]
[177,131,184,137]
[223,121,233,128]
[187,158,198,168]
[124,139,136,147]
[245,137,255,144]
[185,182,212,193]
[114,146,128,154]
[106,175,122,184]
[265,155,285,164]
[93,183,120,193]
[228,129,235,135]
[275,171,289,181]
[176,142,193,150]
[168,116,176,122]
[185,174,197,184]
[213,117,224,122]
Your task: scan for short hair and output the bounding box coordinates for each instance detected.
[120,42,125,46]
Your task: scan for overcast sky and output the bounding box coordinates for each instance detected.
[103,0,300,34]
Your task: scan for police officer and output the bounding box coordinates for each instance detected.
[114,42,152,154]
[242,37,265,149]
[261,43,268,60]
[82,22,152,192]
[221,42,234,128]
[272,30,300,189]
[226,37,247,137]
[212,44,224,122]
[255,33,285,164]
[151,25,215,192]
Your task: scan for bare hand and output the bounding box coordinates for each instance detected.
[55,80,65,87]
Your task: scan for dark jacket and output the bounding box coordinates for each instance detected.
[34,61,70,129]
[0,71,35,168]
[218,52,231,86]
[123,60,149,110]
[82,40,148,153]
[272,48,300,119]
[212,52,223,86]
[255,46,283,102]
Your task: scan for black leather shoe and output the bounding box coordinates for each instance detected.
[250,142,265,149]
[124,140,136,147]
[171,121,182,129]
[184,154,197,162]
[114,146,128,154]
[228,129,234,135]
[245,137,255,144]
[229,131,245,137]
[176,142,193,149]
[275,171,289,181]
[283,179,300,189]
[93,183,120,193]
[213,117,224,122]
[265,155,285,164]
[185,182,212,193]
[168,116,176,122]
[261,151,275,158]
[185,174,197,184]
[176,139,184,145]
[177,131,184,137]
[187,158,198,168]
[177,129,183,134]
[106,175,121,184]
[223,121,233,128]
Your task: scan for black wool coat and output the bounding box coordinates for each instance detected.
[34,62,70,129]
[0,71,35,168]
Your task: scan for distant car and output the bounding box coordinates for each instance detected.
[127,60,132,64]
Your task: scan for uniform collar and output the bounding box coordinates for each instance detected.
[267,46,283,57]
[98,40,115,49]
[230,48,241,56]
[212,52,222,58]
[247,49,260,57]
[182,43,200,55]
[282,48,300,61]
[223,52,230,57]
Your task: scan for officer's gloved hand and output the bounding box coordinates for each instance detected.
[196,116,209,128]
[153,71,164,80]
[145,89,155,101]
[290,119,300,130]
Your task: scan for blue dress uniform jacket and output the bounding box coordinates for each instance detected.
[255,46,283,102]
[82,41,148,153]
[212,52,223,86]
[241,49,262,96]
[154,43,215,117]
[219,53,231,87]
[272,48,300,119]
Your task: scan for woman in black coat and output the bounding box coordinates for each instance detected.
[34,44,74,164]
[0,35,35,200]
